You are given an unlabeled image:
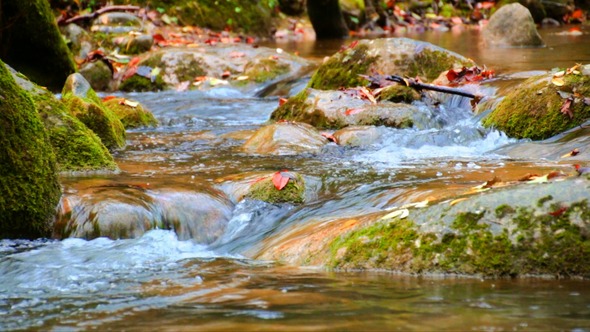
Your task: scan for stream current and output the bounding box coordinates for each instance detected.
[2,27,590,330]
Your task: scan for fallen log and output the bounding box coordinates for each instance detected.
[385,75,479,99]
[58,5,141,26]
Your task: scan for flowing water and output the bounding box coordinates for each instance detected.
[2,27,590,330]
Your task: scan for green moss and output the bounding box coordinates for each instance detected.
[246,173,305,204]
[395,49,472,82]
[537,195,553,207]
[377,85,421,103]
[173,56,206,83]
[483,73,590,140]
[308,44,378,90]
[329,201,590,277]
[0,0,76,91]
[495,204,516,218]
[243,58,291,84]
[62,92,126,150]
[269,89,347,129]
[104,98,158,129]
[119,75,166,92]
[0,60,61,239]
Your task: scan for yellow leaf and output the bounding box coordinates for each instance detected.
[552,77,565,86]
[526,174,549,184]
[381,209,409,220]
[123,99,139,108]
[235,76,249,81]
[449,198,468,206]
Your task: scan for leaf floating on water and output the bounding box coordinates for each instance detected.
[561,148,580,158]
[272,171,290,190]
[381,208,409,220]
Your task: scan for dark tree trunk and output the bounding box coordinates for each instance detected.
[306,0,349,39]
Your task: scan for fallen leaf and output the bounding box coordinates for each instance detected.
[549,206,567,217]
[279,97,288,106]
[272,171,290,190]
[449,197,468,206]
[560,97,574,119]
[221,70,231,79]
[321,132,338,144]
[380,208,409,220]
[102,95,118,102]
[345,108,363,116]
[552,77,565,86]
[122,99,139,108]
[561,148,580,158]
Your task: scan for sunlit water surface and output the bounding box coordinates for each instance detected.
[2,27,590,330]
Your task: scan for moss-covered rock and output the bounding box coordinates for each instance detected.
[9,67,116,173]
[62,74,126,150]
[308,38,476,90]
[103,98,158,129]
[0,0,76,91]
[113,0,277,36]
[329,176,590,277]
[483,67,590,140]
[243,121,327,155]
[377,84,422,103]
[270,88,433,129]
[246,171,306,204]
[0,60,61,239]
[79,61,113,92]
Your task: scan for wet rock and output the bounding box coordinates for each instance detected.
[482,3,544,47]
[62,73,126,149]
[483,66,590,140]
[9,66,117,173]
[271,88,433,129]
[91,12,144,34]
[61,23,94,59]
[258,175,590,278]
[245,171,306,204]
[117,45,314,94]
[103,97,158,129]
[242,121,327,155]
[308,38,476,90]
[333,126,383,146]
[0,60,61,239]
[54,185,233,243]
[79,61,113,92]
[112,34,154,55]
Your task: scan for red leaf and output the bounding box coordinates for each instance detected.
[345,108,363,116]
[272,171,290,190]
[560,97,574,119]
[549,206,567,217]
[278,97,288,106]
[102,95,118,102]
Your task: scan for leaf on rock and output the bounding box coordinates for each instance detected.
[345,108,363,116]
[549,206,567,217]
[560,148,580,158]
[321,132,338,144]
[272,171,290,190]
[122,99,139,108]
[560,97,574,119]
[380,208,409,220]
[551,77,565,86]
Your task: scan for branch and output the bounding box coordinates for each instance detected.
[58,5,141,26]
[385,75,479,99]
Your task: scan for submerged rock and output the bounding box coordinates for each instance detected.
[54,184,233,243]
[482,3,544,47]
[242,121,327,155]
[62,73,126,149]
[271,88,433,129]
[257,175,590,278]
[333,126,383,146]
[9,66,117,173]
[483,66,590,140]
[0,60,61,239]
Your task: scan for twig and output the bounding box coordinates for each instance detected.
[386,75,479,99]
[58,5,141,26]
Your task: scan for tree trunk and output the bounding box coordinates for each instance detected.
[307,0,349,39]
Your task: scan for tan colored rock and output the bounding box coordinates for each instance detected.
[243,122,327,155]
[482,3,544,47]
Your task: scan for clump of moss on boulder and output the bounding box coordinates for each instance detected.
[0,60,61,239]
[329,176,590,278]
[483,66,590,140]
[62,74,126,150]
[246,171,305,204]
[104,98,158,129]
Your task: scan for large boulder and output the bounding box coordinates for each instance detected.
[271,88,434,129]
[243,122,328,155]
[118,45,314,94]
[257,174,590,278]
[308,38,477,90]
[0,60,61,239]
[483,66,590,140]
[0,0,76,91]
[9,67,117,173]
[482,3,544,47]
[62,74,126,150]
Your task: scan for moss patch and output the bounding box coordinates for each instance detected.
[104,98,158,129]
[243,58,291,84]
[308,44,378,90]
[246,173,305,204]
[483,72,590,140]
[330,200,590,277]
[394,49,473,82]
[0,60,61,239]
[377,84,421,103]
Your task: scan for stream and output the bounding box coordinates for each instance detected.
[2,27,590,330]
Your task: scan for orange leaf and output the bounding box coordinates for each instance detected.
[102,95,118,102]
[345,108,363,116]
[272,171,290,190]
[549,206,567,217]
[279,97,288,106]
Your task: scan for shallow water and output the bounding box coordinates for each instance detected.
[3,26,590,330]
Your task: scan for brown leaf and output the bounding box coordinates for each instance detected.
[560,97,574,119]
[549,206,567,217]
